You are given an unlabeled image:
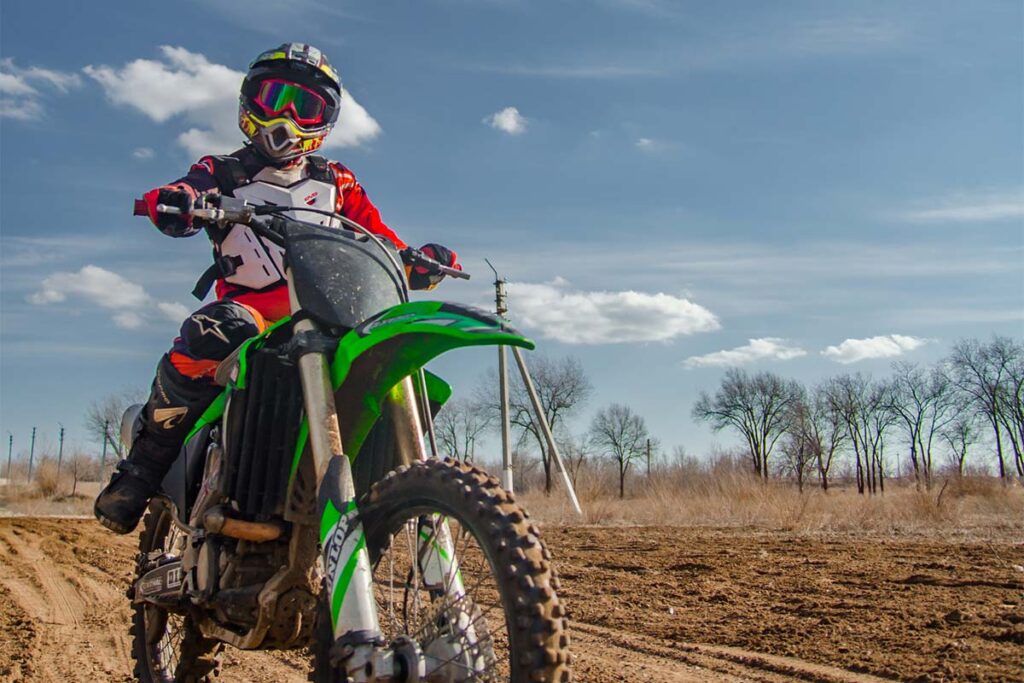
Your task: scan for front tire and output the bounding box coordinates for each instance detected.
[313,458,571,682]
[130,498,221,683]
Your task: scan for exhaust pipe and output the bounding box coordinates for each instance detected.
[203,507,285,542]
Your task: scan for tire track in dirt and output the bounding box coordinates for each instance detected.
[4,517,1018,682]
[0,519,313,683]
[572,621,889,683]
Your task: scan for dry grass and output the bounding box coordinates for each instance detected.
[0,479,100,517]
[4,457,1021,539]
[515,461,1024,538]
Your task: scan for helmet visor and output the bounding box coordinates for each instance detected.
[255,79,327,126]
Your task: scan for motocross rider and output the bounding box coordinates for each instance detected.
[95,43,459,534]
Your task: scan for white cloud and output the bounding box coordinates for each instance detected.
[507,277,719,344]
[84,46,381,157]
[0,58,80,120]
[684,338,807,368]
[29,265,150,308]
[895,189,1024,223]
[28,265,190,330]
[132,147,155,160]
[821,334,928,364]
[636,137,655,149]
[113,312,146,330]
[484,106,527,135]
[157,301,191,322]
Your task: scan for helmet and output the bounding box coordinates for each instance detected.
[239,43,343,163]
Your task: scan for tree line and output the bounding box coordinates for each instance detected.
[692,336,1023,492]
[438,336,1022,497]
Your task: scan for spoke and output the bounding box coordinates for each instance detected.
[372,510,510,682]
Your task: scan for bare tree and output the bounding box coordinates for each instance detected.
[885,362,957,489]
[556,432,593,489]
[948,337,1019,479]
[84,387,146,460]
[691,369,802,480]
[783,386,845,492]
[481,354,592,493]
[779,402,815,493]
[991,337,1024,476]
[940,410,981,476]
[68,451,99,496]
[435,397,492,462]
[822,374,894,495]
[590,403,650,498]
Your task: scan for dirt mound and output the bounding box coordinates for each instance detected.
[0,518,1019,682]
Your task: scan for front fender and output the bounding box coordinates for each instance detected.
[289,301,533,482]
[331,301,533,456]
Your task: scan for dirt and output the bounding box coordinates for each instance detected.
[0,518,1020,682]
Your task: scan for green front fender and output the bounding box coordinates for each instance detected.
[288,301,534,482]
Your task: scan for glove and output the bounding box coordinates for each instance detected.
[405,243,461,290]
[141,184,199,236]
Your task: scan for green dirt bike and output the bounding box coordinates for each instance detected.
[121,195,571,682]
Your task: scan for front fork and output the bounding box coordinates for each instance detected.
[289,279,383,678]
[290,279,473,680]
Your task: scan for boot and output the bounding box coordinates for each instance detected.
[95,347,226,533]
[94,431,179,534]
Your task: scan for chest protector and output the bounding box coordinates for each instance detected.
[192,154,339,299]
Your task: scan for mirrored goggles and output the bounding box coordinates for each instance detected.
[255,79,327,126]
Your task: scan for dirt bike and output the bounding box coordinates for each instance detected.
[120,194,571,682]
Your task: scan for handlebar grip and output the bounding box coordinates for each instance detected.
[442,266,471,280]
[133,199,149,217]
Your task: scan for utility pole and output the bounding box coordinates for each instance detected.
[487,259,515,493]
[28,427,36,482]
[57,423,65,486]
[100,420,109,478]
[5,433,12,485]
[485,259,582,515]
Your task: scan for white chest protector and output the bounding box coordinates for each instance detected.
[216,165,340,290]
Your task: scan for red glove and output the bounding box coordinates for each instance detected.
[407,243,460,290]
[141,184,199,236]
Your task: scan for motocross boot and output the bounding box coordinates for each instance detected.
[94,431,180,534]
[94,355,219,534]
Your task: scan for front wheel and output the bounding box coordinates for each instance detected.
[312,459,571,682]
[131,498,222,683]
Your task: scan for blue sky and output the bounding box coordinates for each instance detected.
[1,1,1022,465]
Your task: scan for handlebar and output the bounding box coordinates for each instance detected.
[136,195,470,281]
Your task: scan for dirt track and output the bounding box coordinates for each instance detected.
[0,518,1020,682]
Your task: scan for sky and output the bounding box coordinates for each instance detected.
[1,0,1022,468]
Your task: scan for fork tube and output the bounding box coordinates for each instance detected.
[386,377,429,465]
[288,275,380,641]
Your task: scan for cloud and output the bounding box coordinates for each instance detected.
[895,189,1024,223]
[132,147,155,160]
[684,338,807,368]
[791,18,905,55]
[484,106,527,135]
[507,277,719,344]
[28,265,190,330]
[821,334,928,364]
[84,46,381,157]
[0,58,81,120]
[156,301,191,322]
[29,265,150,308]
